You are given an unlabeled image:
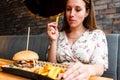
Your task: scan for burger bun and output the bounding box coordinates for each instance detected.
[12,50,39,61]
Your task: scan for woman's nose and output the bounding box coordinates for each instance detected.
[70,9,75,17]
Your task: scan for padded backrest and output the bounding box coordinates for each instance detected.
[117,35,120,80]
[0,33,50,61]
[102,34,119,80]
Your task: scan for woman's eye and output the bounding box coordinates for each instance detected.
[66,8,71,11]
[76,9,81,12]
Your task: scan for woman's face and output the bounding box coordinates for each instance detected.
[66,0,89,28]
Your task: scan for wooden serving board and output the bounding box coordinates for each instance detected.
[0,72,30,80]
[0,58,13,71]
[0,58,13,65]
[0,58,29,80]
[0,58,113,80]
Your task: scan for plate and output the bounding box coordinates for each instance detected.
[1,67,53,80]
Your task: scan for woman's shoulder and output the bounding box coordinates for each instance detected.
[86,29,106,39]
[88,29,105,36]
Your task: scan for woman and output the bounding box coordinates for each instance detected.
[47,0,108,80]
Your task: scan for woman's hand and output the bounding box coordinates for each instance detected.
[47,22,59,42]
[62,61,91,80]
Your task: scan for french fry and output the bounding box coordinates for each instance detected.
[48,66,58,79]
[31,62,113,80]
[37,67,43,74]
[40,64,51,76]
[41,71,49,76]
[35,63,66,79]
[60,68,66,73]
[44,64,52,71]
[52,67,61,79]
[56,14,60,23]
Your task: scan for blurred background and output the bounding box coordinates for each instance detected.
[0,0,120,35]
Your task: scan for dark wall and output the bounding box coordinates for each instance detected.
[0,0,120,35]
[0,0,60,35]
[93,0,120,34]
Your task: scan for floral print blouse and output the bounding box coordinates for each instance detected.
[56,29,108,70]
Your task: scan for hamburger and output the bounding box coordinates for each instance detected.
[12,50,39,71]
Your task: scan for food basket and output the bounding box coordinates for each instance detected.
[1,60,113,80]
[1,61,68,80]
[38,61,69,68]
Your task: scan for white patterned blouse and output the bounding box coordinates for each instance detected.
[56,29,108,70]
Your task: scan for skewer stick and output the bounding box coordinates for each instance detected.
[26,27,30,50]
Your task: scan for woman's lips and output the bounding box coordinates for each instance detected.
[69,19,76,24]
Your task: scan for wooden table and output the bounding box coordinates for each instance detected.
[0,58,113,80]
[0,58,30,80]
[89,76,113,80]
[0,72,113,80]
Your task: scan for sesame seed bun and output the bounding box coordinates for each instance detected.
[12,50,39,61]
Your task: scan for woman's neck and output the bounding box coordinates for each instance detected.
[66,27,87,40]
[70,24,86,31]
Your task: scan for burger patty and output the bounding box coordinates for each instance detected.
[14,60,34,68]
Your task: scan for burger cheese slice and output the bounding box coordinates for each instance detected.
[12,50,39,71]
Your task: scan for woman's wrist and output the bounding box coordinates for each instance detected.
[85,64,104,76]
[50,40,57,45]
[48,40,57,63]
